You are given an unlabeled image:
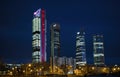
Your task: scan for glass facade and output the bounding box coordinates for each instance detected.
[50,23,60,58]
[32,9,46,63]
[93,35,105,66]
[50,23,60,72]
[76,31,87,66]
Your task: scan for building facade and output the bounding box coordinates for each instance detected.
[50,23,60,72]
[57,57,76,74]
[93,35,105,66]
[76,31,87,66]
[57,57,66,66]
[32,9,47,63]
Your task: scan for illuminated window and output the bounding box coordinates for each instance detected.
[33,51,40,56]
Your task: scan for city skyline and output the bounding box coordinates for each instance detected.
[0,0,120,65]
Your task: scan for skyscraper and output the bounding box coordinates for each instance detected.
[76,31,87,66]
[32,9,47,63]
[93,35,105,66]
[50,23,60,72]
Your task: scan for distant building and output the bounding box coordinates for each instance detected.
[57,56,76,66]
[6,64,22,72]
[66,57,76,74]
[76,31,87,66]
[66,57,74,66]
[50,23,60,72]
[57,57,76,74]
[32,9,47,63]
[57,57,76,67]
[57,56,66,66]
[93,35,105,66]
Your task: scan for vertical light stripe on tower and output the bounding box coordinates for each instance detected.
[41,9,46,62]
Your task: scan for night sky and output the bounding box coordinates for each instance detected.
[0,0,120,65]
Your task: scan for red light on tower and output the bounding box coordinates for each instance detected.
[41,9,46,62]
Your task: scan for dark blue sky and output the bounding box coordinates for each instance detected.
[0,0,120,65]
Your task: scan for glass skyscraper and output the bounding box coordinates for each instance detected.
[50,23,60,72]
[76,31,87,66]
[93,35,105,66]
[32,9,47,63]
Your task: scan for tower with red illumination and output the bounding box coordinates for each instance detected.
[32,9,46,63]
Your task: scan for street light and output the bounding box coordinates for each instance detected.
[30,70,33,72]
[26,64,32,76]
[92,67,95,70]
[28,64,31,67]
[15,66,17,69]
[12,67,14,70]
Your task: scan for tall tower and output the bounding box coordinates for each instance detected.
[76,31,87,66]
[93,35,105,66]
[50,23,60,72]
[32,9,47,63]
